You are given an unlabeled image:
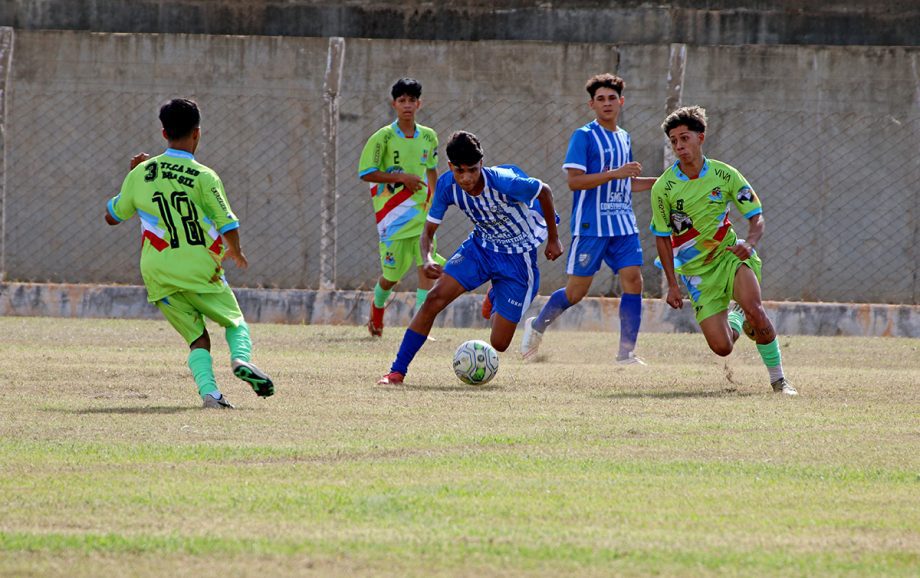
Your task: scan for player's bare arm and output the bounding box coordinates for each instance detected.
[221,229,249,270]
[106,153,154,225]
[655,236,684,309]
[130,153,151,170]
[361,170,425,192]
[537,185,564,261]
[726,214,765,260]
[419,220,442,279]
[565,162,643,191]
[629,176,657,192]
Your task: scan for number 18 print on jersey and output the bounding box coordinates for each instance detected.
[106,148,240,302]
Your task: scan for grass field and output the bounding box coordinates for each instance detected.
[1,316,918,577]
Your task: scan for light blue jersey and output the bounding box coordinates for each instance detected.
[562,120,638,237]
[428,165,547,254]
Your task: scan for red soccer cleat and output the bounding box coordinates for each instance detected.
[367,304,385,337]
[376,371,404,385]
[481,286,494,320]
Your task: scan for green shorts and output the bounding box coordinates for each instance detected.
[155,284,245,345]
[681,250,762,323]
[379,236,446,283]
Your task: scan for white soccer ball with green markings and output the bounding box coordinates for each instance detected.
[453,339,499,385]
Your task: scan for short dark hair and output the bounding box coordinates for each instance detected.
[585,73,625,99]
[661,105,708,135]
[391,78,422,100]
[446,131,484,166]
[159,98,200,140]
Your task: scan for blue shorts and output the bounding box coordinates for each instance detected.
[443,238,540,324]
[565,234,643,276]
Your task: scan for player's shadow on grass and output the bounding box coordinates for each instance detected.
[45,406,198,415]
[386,383,502,392]
[601,388,759,399]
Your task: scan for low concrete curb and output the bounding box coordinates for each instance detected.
[1,282,917,337]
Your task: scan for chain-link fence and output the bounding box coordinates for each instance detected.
[2,31,918,304]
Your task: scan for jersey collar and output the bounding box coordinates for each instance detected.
[391,121,419,139]
[672,157,710,181]
[164,148,195,159]
[590,119,620,134]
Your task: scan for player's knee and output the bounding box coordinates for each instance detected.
[566,287,587,305]
[490,336,512,352]
[746,307,771,329]
[619,269,644,293]
[190,330,210,351]
[422,291,450,313]
[709,341,733,357]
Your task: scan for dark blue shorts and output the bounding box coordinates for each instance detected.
[565,234,643,276]
[443,238,540,324]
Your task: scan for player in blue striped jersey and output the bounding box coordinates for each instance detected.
[377,131,563,385]
[519,73,656,365]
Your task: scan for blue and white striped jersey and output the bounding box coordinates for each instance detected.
[428,165,548,254]
[562,120,638,237]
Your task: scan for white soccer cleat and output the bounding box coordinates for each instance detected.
[616,352,647,366]
[520,316,543,361]
[771,377,798,396]
[202,393,235,409]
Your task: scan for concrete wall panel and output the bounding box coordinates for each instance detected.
[2,31,917,303]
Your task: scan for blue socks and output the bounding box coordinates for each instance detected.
[534,289,642,358]
[533,288,572,333]
[391,328,428,376]
[618,293,642,358]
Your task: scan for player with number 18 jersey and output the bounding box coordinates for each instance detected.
[105,98,274,409]
[108,149,239,302]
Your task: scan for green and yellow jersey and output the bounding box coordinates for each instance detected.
[358,122,438,243]
[650,158,763,276]
[106,149,239,302]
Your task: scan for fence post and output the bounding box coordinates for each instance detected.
[0,28,12,283]
[660,42,686,297]
[320,37,345,291]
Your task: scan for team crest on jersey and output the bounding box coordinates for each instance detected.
[707,187,723,203]
[670,211,694,235]
[737,186,756,203]
[420,149,429,164]
[384,252,396,267]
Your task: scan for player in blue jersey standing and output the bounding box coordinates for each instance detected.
[377,131,563,385]
[517,73,656,364]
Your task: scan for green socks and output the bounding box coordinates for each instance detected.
[756,338,785,382]
[415,288,429,314]
[225,321,252,362]
[374,282,392,308]
[727,309,744,339]
[188,348,218,398]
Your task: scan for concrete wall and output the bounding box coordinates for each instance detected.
[5,30,328,289]
[2,283,916,338]
[2,30,918,304]
[1,1,918,47]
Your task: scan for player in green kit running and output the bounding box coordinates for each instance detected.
[359,78,444,337]
[650,106,797,396]
[105,98,275,409]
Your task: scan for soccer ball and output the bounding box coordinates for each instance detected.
[452,339,499,385]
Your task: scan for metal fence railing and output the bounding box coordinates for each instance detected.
[2,30,917,305]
